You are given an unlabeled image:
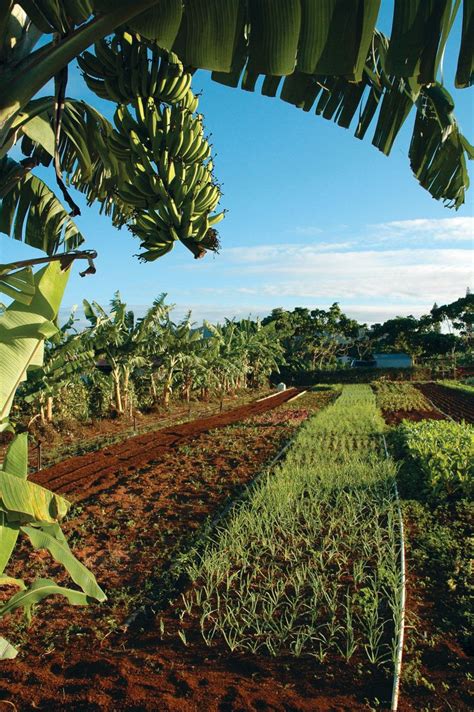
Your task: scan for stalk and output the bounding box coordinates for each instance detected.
[0,0,159,134]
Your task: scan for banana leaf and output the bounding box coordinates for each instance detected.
[0,636,17,660]
[21,524,106,601]
[385,0,453,84]
[0,261,69,431]
[0,578,91,622]
[0,433,28,575]
[455,0,474,87]
[0,470,70,523]
[173,0,244,72]
[0,264,35,304]
[0,157,85,253]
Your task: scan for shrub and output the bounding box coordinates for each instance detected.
[85,372,114,418]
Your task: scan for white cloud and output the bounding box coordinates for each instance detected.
[253,248,470,302]
[373,217,474,242]
[211,244,472,308]
[224,241,355,264]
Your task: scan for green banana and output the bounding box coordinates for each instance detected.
[94,40,116,74]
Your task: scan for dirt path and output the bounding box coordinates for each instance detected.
[31,389,303,500]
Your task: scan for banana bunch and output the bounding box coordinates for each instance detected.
[108,94,225,261]
[78,33,192,106]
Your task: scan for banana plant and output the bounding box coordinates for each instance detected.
[232,318,286,388]
[21,307,95,424]
[83,292,170,415]
[0,262,105,660]
[150,313,204,406]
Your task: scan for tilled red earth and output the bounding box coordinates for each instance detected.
[381,407,445,426]
[1,389,470,711]
[5,390,383,712]
[31,389,303,501]
[415,383,474,423]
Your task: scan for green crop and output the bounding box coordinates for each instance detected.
[372,382,432,412]
[178,385,403,670]
[398,419,474,499]
[438,380,474,396]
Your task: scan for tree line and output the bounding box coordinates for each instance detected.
[13,290,472,428]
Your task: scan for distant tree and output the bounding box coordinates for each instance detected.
[431,294,474,350]
[264,303,361,373]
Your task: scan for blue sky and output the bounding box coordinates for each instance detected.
[1,4,473,326]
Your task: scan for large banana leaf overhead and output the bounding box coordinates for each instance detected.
[0,0,472,254]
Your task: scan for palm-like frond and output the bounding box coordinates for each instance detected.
[18,99,134,227]
[0,156,85,254]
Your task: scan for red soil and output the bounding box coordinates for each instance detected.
[415,383,474,423]
[1,390,470,711]
[382,408,446,426]
[5,391,381,712]
[30,389,304,502]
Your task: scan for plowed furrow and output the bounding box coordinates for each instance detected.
[31,389,302,500]
[416,383,474,423]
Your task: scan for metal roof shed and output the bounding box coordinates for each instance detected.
[373,353,413,369]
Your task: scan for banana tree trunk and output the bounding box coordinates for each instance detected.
[123,369,130,413]
[184,378,192,403]
[112,369,123,414]
[150,372,158,402]
[46,396,53,423]
[163,371,173,407]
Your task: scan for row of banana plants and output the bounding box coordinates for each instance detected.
[177,385,404,677]
[12,292,285,428]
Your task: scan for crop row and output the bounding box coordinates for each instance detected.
[397,419,473,499]
[372,382,433,412]
[178,386,403,670]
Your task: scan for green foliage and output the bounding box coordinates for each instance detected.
[0,432,105,659]
[0,261,69,431]
[0,265,105,659]
[263,303,359,375]
[403,499,473,653]
[373,382,433,412]
[0,156,85,254]
[86,372,114,418]
[439,379,474,396]
[178,385,403,669]
[398,419,474,500]
[55,381,90,422]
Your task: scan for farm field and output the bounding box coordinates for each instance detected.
[1,387,273,473]
[0,6,472,711]
[1,385,472,711]
[415,383,474,424]
[371,382,445,425]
